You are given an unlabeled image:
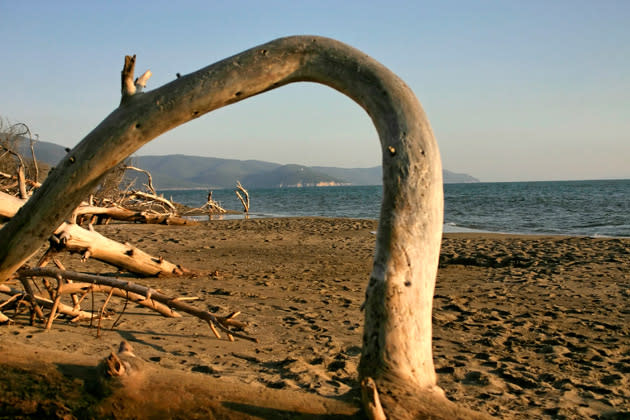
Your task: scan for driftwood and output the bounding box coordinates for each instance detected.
[125,190,177,213]
[1,191,187,276]
[52,222,186,276]
[0,283,94,322]
[0,146,29,198]
[73,203,195,226]
[185,190,227,214]
[0,170,41,189]
[0,37,490,417]
[235,181,250,214]
[123,165,157,194]
[16,267,254,341]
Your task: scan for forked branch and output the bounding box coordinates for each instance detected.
[16,267,256,342]
[120,55,152,104]
[235,181,250,214]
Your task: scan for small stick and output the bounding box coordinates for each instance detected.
[207,320,221,339]
[18,277,44,321]
[0,293,21,309]
[97,288,115,337]
[45,295,61,330]
[111,289,130,329]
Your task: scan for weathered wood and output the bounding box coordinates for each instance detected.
[0,171,41,188]
[17,165,27,199]
[19,268,255,341]
[0,283,94,321]
[1,191,187,276]
[123,165,157,194]
[361,377,387,420]
[54,222,185,276]
[58,282,181,318]
[0,36,488,417]
[0,191,24,218]
[126,190,177,213]
[235,181,250,214]
[73,204,196,225]
[120,55,137,100]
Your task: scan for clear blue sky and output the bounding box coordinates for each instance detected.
[1,1,628,182]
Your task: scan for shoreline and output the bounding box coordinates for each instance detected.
[188,213,630,239]
[1,217,628,418]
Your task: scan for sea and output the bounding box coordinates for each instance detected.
[160,179,630,238]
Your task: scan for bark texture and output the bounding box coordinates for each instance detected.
[0,36,488,417]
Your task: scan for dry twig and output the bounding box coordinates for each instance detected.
[16,267,256,342]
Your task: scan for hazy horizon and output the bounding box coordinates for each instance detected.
[1,1,628,182]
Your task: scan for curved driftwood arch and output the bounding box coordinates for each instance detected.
[0,36,487,418]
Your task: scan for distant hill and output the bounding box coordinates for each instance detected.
[133,155,479,188]
[11,139,479,188]
[312,166,478,185]
[14,138,68,165]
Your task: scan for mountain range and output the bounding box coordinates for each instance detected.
[17,139,479,189]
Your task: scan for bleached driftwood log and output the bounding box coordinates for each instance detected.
[0,191,24,219]
[1,191,186,276]
[73,203,195,225]
[52,222,186,276]
[0,37,490,418]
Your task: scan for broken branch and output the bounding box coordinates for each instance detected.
[18,268,256,342]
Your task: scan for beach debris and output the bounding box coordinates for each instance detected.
[0,119,39,199]
[235,181,250,215]
[0,191,187,277]
[183,190,228,215]
[0,37,495,418]
[4,267,256,342]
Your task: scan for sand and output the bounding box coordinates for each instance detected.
[1,217,628,418]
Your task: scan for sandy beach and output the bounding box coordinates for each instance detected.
[1,217,629,419]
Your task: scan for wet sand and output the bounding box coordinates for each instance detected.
[1,217,629,418]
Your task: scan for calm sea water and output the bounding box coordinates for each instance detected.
[160,179,630,237]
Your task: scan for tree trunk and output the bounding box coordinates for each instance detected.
[0,36,489,417]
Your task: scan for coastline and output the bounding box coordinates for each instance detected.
[1,217,628,418]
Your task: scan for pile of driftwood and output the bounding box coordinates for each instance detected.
[0,123,254,341]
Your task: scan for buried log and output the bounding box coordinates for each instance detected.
[0,341,361,419]
[0,36,490,417]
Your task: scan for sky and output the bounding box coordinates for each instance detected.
[1,1,628,182]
